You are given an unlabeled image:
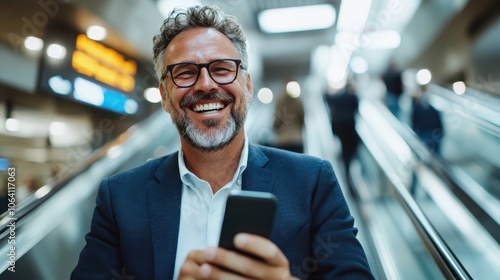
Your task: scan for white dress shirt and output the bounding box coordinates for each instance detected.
[173,137,249,279]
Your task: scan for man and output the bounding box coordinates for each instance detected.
[72,5,374,279]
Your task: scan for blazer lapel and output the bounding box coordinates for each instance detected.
[242,145,274,193]
[146,145,274,279]
[147,153,182,280]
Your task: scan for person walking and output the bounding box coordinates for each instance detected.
[273,81,305,153]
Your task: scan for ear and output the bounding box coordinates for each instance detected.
[245,73,253,102]
[159,82,171,113]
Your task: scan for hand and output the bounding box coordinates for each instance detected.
[178,233,297,280]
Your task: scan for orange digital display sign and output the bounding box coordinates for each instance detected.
[71,34,136,92]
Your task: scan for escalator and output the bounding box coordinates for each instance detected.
[347,85,500,279]
[0,110,181,279]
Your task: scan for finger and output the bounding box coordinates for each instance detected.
[234,233,289,267]
[185,250,209,264]
[178,250,209,279]
[206,246,290,279]
[177,260,199,280]
[199,263,249,280]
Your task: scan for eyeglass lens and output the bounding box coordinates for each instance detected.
[171,59,238,87]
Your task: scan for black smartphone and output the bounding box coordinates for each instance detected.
[218,190,277,252]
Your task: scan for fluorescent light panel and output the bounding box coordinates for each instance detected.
[337,0,372,33]
[258,4,336,33]
[156,0,201,18]
[362,30,401,49]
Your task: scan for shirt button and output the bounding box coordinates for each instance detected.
[236,178,242,186]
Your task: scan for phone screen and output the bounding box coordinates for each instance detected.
[218,190,277,252]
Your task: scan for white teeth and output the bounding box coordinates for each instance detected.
[193,103,224,112]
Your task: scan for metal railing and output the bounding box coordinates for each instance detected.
[356,98,475,279]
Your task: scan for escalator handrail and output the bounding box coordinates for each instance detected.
[0,109,166,236]
[357,99,473,280]
[428,83,500,132]
[380,89,500,236]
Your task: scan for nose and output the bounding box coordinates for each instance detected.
[193,66,217,93]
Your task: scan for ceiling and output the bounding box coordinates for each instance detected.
[4,0,495,91]
[0,0,430,85]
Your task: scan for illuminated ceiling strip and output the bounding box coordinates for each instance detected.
[258,4,336,33]
[336,0,372,33]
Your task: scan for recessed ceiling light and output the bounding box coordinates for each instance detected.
[144,87,162,103]
[416,69,432,85]
[257,88,273,104]
[453,81,466,95]
[5,118,21,132]
[286,81,301,98]
[46,43,67,59]
[87,25,107,41]
[24,36,44,51]
[258,4,336,33]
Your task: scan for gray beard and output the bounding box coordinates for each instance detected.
[179,110,242,151]
[173,92,248,151]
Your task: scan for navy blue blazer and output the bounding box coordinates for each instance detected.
[72,144,373,279]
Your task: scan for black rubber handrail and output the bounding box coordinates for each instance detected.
[357,99,473,280]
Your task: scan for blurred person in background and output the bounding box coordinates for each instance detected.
[273,80,305,153]
[409,85,444,195]
[73,5,374,280]
[325,80,360,192]
[382,61,404,118]
[411,85,444,154]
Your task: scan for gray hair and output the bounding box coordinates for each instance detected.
[152,5,248,82]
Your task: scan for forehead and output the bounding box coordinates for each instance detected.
[165,27,239,64]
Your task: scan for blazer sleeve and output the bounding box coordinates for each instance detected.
[309,160,374,279]
[71,179,123,280]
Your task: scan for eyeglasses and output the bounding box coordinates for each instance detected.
[161,59,243,88]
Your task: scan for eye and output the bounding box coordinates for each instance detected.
[172,64,198,79]
[210,61,236,75]
[212,66,231,73]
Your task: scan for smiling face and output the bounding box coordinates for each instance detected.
[159,27,253,151]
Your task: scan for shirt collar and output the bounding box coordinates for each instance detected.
[178,134,249,187]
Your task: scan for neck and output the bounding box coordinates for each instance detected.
[182,131,245,193]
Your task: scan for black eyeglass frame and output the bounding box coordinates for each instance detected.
[161,59,244,88]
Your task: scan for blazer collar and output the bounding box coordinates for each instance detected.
[147,145,275,279]
[242,144,275,193]
[148,152,182,280]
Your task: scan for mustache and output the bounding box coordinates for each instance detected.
[180,92,235,108]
